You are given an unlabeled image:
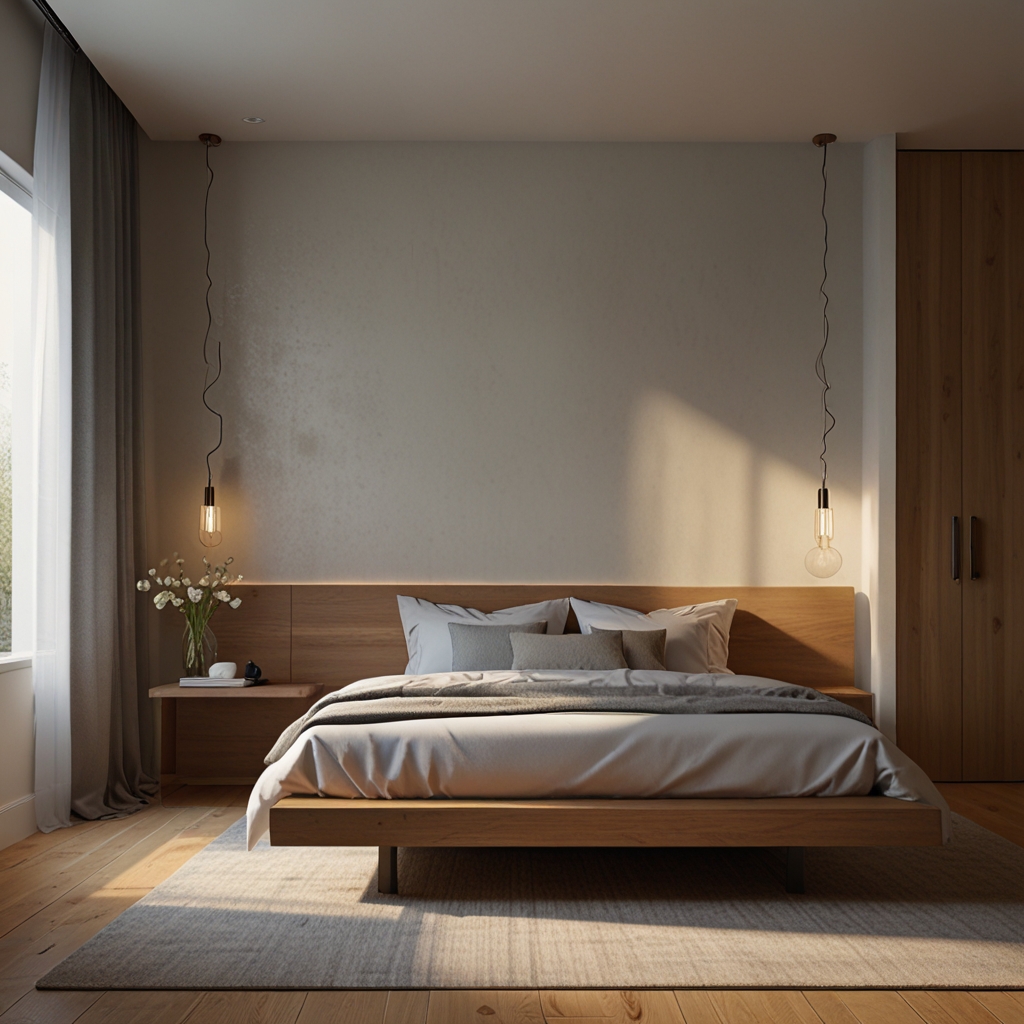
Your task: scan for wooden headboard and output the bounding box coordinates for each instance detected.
[211,585,855,691]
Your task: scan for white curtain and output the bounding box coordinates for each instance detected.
[31,26,75,832]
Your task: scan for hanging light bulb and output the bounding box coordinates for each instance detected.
[200,485,222,548]
[805,133,841,579]
[805,486,842,577]
[197,132,225,548]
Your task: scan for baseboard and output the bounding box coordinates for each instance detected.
[0,793,36,851]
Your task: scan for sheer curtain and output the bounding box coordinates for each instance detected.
[31,25,74,832]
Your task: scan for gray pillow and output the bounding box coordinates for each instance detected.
[510,631,628,671]
[448,621,547,671]
[593,627,666,670]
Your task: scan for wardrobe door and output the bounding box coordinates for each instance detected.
[961,152,1024,781]
[896,152,963,781]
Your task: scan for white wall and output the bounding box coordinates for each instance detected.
[140,141,866,609]
[860,135,897,738]
[0,659,35,849]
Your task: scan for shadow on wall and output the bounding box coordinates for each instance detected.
[627,390,857,587]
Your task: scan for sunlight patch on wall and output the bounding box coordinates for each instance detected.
[627,390,857,586]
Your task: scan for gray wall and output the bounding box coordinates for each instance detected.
[0,0,43,173]
[139,141,865,597]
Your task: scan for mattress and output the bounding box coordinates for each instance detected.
[246,670,950,849]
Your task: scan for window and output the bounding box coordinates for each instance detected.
[0,151,32,653]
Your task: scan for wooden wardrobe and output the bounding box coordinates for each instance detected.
[896,151,1024,781]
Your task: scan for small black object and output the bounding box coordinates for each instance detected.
[244,661,266,684]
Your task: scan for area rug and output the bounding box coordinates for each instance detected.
[38,813,1024,990]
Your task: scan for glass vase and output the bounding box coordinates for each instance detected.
[182,622,217,678]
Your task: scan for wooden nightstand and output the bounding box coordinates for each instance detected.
[150,682,323,784]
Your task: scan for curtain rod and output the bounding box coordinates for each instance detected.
[30,0,81,52]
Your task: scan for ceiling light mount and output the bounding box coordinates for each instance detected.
[199,133,222,147]
[812,133,837,148]
[242,116,265,124]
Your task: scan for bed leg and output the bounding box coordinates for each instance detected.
[378,845,398,894]
[786,847,805,894]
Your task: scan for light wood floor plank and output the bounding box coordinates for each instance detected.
[296,991,387,1024]
[706,991,822,1024]
[540,990,684,1023]
[0,988,103,1023]
[672,991,723,1024]
[828,992,925,1024]
[0,822,109,876]
[974,991,1024,1024]
[802,992,859,1024]
[972,994,1024,1024]
[185,991,306,1024]
[102,805,242,890]
[0,890,144,1016]
[383,992,429,1024]
[426,991,544,1024]
[0,808,213,977]
[74,990,204,1024]
[0,808,189,940]
[901,991,1002,1024]
[936,784,1024,848]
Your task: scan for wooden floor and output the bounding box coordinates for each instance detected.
[0,782,1020,1024]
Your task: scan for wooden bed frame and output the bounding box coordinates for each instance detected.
[212,584,943,893]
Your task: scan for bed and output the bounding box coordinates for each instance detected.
[233,585,948,894]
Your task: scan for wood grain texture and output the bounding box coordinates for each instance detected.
[296,991,388,1024]
[290,584,856,690]
[149,683,321,698]
[896,150,964,781]
[184,992,305,1024]
[541,990,685,1022]
[383,992,430,1024]
[175,698,314,780]
[270,795,943,849]
[961,151,1024,781]
[425,991,544,1024]
[211,584,292,684]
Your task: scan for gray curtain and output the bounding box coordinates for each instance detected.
[69,53,157,818]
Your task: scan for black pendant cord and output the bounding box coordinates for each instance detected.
[201,139,224,491]
[814,140,835,494]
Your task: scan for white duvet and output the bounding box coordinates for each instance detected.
[246,671,950,849]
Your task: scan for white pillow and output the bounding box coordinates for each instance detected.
[397,595,570,674]
[569,597,737,675]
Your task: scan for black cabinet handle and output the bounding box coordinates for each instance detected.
[951,516,960,581]
[970,516,980,580]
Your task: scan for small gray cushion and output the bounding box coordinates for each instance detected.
[593,627,666,670]
[448,621,547,671]
[510,631,628,671]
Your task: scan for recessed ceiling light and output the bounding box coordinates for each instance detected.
[242,116,264,124]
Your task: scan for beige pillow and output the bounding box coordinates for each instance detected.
[570,597,737,674]
[448,621,546,671]
[592,627,666,670]
[510,631,628,671]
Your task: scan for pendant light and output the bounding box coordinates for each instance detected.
[805,133,842,579]
[198,132,223,548]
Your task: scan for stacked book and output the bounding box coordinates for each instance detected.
[179,677,255,688]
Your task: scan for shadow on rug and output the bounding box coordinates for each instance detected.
[38,813,1024,990]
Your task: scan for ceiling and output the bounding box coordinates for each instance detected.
[49,0,1024,147]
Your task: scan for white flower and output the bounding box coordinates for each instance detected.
[148,568,156,577]
[215,590,231,602]
[183,578,191,587]
[164,576,173,586]
[236,574,243,582]
[198,576,210,587]
[136,579,151,592]
[187,587,203,603]
[172,596,183,607]
[154,591,172,609]
[229,597,241,609]
[171,579,180,588]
